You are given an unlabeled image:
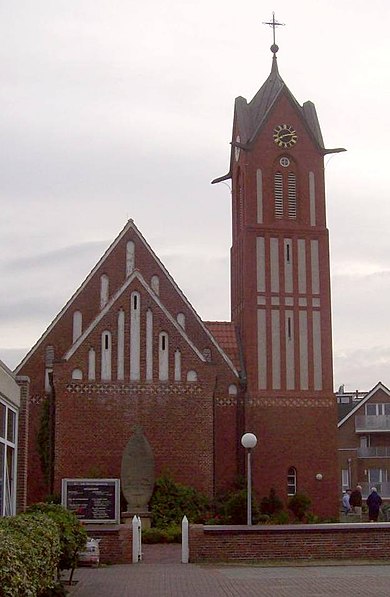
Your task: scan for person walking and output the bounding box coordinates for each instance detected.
[349,484,363,518]
[367,487,382,522]
[342,489,352,514]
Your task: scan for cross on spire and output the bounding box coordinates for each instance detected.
[263,12,285,54]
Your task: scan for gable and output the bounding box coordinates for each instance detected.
[338,382,390,427]
[16,220,239,384]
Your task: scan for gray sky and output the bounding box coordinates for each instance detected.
[1,0,389,392]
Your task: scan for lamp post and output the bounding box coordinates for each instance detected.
[241,432,257,525]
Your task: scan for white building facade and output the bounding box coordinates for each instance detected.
[0,360,20,516]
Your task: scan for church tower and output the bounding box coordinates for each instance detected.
[213,17,344,516]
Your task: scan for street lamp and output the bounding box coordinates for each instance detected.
[241,432,257,525]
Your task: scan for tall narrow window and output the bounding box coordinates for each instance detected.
[100,274,109,309]
[151,275,160,295]
[101,331,112,381]
[274,172,284,218]
[88,348,96,381]
[72,311,82,343]
[130,291,141,381]
[126,241,135,276]
[159,332,169,381]
[287,172,297,219]
[287,467,297,496]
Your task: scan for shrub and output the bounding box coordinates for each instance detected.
[25,503,87,577]
[149,474,210,528]
[0,513,60,597]
[260,488,284,516]
[142,524,181,544]
[288,493,311,521]
[219,488,260,524]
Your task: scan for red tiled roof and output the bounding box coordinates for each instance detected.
[203,321,240,370]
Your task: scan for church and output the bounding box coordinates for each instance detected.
[15,27,342,519]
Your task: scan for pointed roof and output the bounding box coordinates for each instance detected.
[212,52,345,184]
[338,382,390,427]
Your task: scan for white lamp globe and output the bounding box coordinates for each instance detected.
[241,432,257,449]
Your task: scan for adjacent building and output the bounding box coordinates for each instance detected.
[338,382,390,499]
[0,360,20,516]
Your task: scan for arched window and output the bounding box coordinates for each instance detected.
[287,467,297,496]
[187,370,197,382]
[151,275,160,295]
[287,172,297,219]
[88,348,96,381]
[72,311,82,343]
[71,368,83,380]
[101,331,112,381]
[126,241,135,276]
[228,384,238,396]
[273,157,298,221]
[100,274,109,309]
[158,332,169,381]
[274,172,284,218]
[177,312,185,329]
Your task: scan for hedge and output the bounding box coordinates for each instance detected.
[0,513,60,597]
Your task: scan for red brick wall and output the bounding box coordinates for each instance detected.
[246,396,339,518]
[189,523,390,562]
[86,524,132,564]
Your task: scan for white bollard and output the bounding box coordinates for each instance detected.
[137,516,143,562]
[132,515,139,563]
[181,515,189,563]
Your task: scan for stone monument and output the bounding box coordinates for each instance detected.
[121,425,155,527]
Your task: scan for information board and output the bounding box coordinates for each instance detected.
[62,478,120,524]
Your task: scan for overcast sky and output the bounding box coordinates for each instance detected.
[1,0,389,392]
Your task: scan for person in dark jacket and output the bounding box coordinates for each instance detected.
[349,484,363,517]
[367,487,382,522]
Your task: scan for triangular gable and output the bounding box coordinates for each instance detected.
[16,219,239,378]
[337,381,390,428]
[64,270,207,363]
[15,219,135,373]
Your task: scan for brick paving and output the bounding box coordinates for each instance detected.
[66,545,390,597]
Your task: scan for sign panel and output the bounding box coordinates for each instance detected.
[62,478,120,524]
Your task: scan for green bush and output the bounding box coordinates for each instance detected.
[149,474,210,528]
[288,493,311,521]
[25,503,87,575]
[219,488,260,524]
[260,488,284,516]
[142,524,181,544]
[0,513,60,597]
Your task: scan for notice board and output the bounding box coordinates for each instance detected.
[62,478,120,524]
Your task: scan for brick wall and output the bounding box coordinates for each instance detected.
[189,523,390,562]
[85,524,132,564]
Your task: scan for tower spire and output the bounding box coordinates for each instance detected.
[263,12,285,55]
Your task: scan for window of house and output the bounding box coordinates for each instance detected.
[0,400,18,516]
[287,467,297,496]
[341,469,349,492]
[365,403,390,416]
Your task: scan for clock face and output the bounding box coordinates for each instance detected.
[273,124,298,149]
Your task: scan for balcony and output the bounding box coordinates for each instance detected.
[357,446,390,458]
[355,415,390,433]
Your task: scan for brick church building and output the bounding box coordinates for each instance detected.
[16,35,343,518]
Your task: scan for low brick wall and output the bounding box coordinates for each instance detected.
[85,524,132,564]
[189,523,390,563]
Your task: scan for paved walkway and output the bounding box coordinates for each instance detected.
[66,546,390,597]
